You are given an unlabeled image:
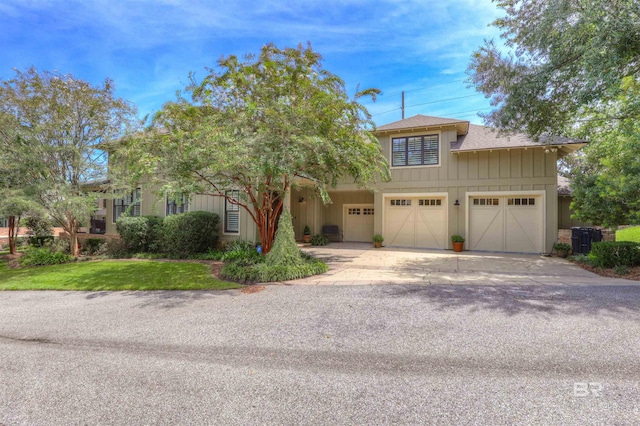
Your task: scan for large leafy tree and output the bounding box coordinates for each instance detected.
[0,68,138,255]
[468,0,640,139]
[569,78,640,227]
[125,43,389,253]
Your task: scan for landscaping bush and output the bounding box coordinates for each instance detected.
[20,246,73,267]
[81,238,107,255]
[589,241,640,268]
[95,238,130,258]
[27,235,55,247]
[221,210,328,283]
[221,240,260,262]
[310,234,329,246]
[116,216,164,253]
[161,211,220,256]
[23,215,53,237]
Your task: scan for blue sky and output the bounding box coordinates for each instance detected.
[0,0,503,126]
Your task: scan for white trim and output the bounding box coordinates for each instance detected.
[465,190,546,253]
[388,131,443,170]
[381,192,449,247]
[223,193,241,236]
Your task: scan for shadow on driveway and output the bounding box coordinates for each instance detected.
[383,284,640,317]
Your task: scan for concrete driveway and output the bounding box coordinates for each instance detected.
[293,243,639,286]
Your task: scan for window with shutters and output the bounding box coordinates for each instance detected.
[225,191,240,234]
[113,188,141,222]
[391,134,439,167]
[166,194,189,216]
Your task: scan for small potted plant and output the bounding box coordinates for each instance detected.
[451,235,465,252]
[553,242,571,258]
[372,234,384,248]
[302,225,312,243]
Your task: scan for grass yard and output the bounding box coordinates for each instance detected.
[616,226,640,243]
[0,259,242,291]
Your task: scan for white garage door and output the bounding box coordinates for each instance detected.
[343,204,375,242]
[384,197,447,249]
[468,195,543,253]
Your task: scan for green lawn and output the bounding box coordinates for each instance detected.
[616,226,640,243]
[0,259,242,291]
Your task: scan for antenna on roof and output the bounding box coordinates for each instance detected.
[401,91,405,119]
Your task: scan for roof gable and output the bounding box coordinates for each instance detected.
[376,114,469,135]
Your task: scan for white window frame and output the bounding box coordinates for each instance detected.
[224,190,240,235]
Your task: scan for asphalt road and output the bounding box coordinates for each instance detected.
[1,284,640,425]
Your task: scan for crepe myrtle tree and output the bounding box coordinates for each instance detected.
[0,68,138,256]
[123,43,390,253]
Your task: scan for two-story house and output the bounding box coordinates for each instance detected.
[105,114,584,254]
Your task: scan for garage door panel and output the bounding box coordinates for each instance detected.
[469,206,504,251]
[469,195,543,253]
[415,207,446,249]
[344,205,374,242]
[386,207,415,247]
[505,203,542,253]
[385,197,447,249]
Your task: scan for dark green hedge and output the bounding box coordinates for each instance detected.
[27,235,55,247]
[116,216,164,253]
[590,241,640,268]
[162,211,220,256]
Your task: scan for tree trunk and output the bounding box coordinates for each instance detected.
[8,216,19,255]
[67,216,79,257]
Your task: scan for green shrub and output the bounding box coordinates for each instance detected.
[95,238,130,258]
[553,242,572,252]
[221,240,261,262]
[221,261,262,283]
[20,246,73,267]
[614,265,630,275]
[221,211,328,283]
[190,248,225,261]
[310,234,329,246]
[161,211,220,256]
[27,235,55,247]
[265,210,303,267]
[589,241,640,268]
[81,238,107,255]
[568,254,596,266]
[116,216,164,253]
[23,215,53,237]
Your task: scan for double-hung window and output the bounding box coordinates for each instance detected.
[166,194,189,216]
[113,188,141,222]
[225,190,240,234]
[392,134,439,167]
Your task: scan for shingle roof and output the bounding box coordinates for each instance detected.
[451,124,535,151]
[376,114,586,152]
[451,124,585,152]
[377,114,468,132]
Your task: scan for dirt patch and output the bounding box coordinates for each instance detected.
[572,262,640,281]
[240,285,265,294]
[1,253,23,269]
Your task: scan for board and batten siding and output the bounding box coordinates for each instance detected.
[333,126,559,252]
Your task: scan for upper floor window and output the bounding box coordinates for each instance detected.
[392,134,439,167]
[166,194,189,216]
[113,188,141,222]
